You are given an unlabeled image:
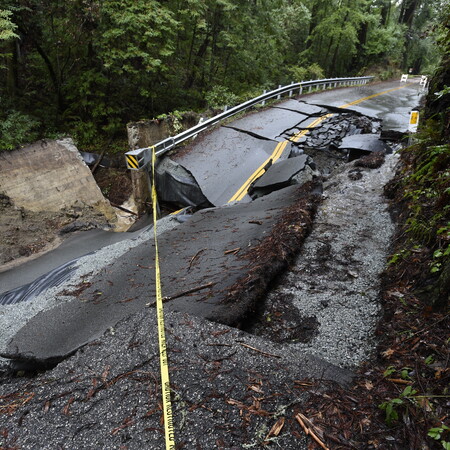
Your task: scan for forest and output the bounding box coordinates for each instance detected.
[0,0,445,151]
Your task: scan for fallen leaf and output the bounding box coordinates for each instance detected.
[365,380,374,390]
[382,348,395,357]
[248,385,264,394]
[265,417,285,440]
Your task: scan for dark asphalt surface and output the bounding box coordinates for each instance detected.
[303,79,424,133]
[0,79,425,449]
[0,226,146,294]
[172,127,290,206]
[2,186,313,364]
[0,308,352,449]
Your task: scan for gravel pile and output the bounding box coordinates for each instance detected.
[249,153,399,368]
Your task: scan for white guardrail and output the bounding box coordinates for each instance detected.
[125,76,374,170]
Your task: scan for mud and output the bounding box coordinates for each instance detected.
[0,164,134,270]
[0,194,111,269]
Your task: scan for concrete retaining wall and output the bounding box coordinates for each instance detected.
[0,138,115,219]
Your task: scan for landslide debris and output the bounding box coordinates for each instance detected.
[0,193,111,269]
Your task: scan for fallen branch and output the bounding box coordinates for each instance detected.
[91,148,106,175]
[145,282,216,305]
[236,342,281,358]
[110,202,139,216]
[386,378,412,385]
[295,413,329,450]
[224,247,241,255]
[188,248,206,271]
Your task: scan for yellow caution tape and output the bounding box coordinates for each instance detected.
[151,147,176,450]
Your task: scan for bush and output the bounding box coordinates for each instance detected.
[0,111,40,151]
[204,85,239,110]
[288,63,325,82]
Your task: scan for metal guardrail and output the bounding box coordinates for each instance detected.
[125,76,374,170]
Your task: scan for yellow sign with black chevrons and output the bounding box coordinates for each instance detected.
[126,154,139,169]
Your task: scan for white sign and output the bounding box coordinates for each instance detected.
[400,74,408,83]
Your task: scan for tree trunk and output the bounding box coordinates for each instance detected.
[6,40,19,98]
[329,11,349,75]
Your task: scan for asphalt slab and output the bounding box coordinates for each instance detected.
[2,184,321,365]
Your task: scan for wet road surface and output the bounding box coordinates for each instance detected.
[1,79,424,366]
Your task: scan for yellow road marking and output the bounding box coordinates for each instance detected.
[340,84,411,108]
[151,147,176,450]
[227,140,288,202]
[227,83,410,203]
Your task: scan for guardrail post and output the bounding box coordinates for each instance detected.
[277,85,282,100]
[289,81,294,97]
[126,124,153,214]
[262,90,267,106]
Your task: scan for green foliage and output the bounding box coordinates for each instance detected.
[0,8,17,41]
[388,249,410,266]
[402,143,450,261]
[0,0,444,146]
[435,85,450,100]
[0,111,40,151]
[379,385,418,426]
[288,63,325,82]
[428,424,450,449]
[205,85,239,109]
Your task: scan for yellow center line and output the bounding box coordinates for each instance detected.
[228,141,288,202]
[340,84,412,108]
[227,83,411,203]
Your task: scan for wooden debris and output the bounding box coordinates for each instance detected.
[110,202,138,216]
[0,392,35,415]
[224,247,241,255]
[386,378,412,385]
[295,413,329,450]
[237,342,281,358]
[264,416,285,442]
[161,282,215,302]
[188,248,206,270]
[62,396,75,416]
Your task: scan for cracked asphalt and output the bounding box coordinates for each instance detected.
[0,79,426,449]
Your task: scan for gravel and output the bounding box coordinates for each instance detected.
[0,215,179,355]
[0,308,351,449]
[252,152,399,368]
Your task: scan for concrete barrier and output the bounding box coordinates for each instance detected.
[0,138,115,220]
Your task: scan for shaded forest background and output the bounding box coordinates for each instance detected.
[0,0,445,151]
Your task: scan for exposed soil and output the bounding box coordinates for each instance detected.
[0,194,110,270]
[247,291,320,343]
[93,167,133,206]
[0,167,133,271]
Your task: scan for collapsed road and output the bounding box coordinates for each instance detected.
[0,79,425,448]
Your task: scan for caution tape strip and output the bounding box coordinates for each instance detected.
[151,147,176,449]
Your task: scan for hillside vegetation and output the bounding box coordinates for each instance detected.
[0,0,444,150]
